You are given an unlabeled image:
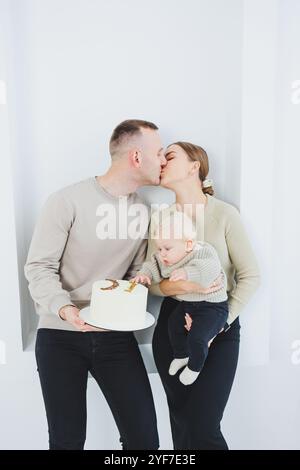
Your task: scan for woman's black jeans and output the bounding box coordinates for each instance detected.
[152,297,240,450]
[35,328,159,450]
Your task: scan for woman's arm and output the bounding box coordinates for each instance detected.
[159,279,199,296]
[149,275,223,297]
[225,206,261,325]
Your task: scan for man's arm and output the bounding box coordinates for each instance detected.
[123,238,148,281]
[24,191,77,317]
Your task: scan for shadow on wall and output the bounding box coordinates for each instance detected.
[9,0,242,365]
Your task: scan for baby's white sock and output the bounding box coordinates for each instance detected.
[179,366,200,385]
[168,357,189,376]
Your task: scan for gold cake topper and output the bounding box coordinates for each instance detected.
[125,280,138,293]
[100,279,119,291]
[100,279,138,293]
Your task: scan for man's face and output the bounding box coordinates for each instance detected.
[137,129,167,185]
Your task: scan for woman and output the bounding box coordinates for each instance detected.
[147,142,260,450]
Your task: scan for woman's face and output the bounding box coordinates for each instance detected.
[160,144,198,189]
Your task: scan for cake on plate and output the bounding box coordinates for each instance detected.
[87,279,148,330]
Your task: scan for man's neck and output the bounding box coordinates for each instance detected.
[96,167,139,197]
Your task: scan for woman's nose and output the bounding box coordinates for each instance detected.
[160,154,167,166]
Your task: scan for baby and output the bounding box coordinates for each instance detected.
[131,211,228,386]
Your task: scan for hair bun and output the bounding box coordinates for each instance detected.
[202,178,213,188]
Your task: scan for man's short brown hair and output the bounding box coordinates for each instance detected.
[109,119,159,158]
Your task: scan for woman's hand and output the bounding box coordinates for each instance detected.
[195,273,224,294]
[184,313,193,331]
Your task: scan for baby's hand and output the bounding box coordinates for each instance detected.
[169,268,187,282]
[130,274,152,285]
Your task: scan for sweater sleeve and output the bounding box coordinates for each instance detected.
[184,244,223,288]
[136,255,163,283]
[225,206,261,325]
[123,202,150,280]
[24,191,77,316]
[123,238,148,280]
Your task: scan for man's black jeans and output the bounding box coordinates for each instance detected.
[35,328,159,450]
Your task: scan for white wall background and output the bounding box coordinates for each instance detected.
[0,0,299,449]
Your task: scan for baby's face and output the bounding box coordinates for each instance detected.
[156,238,190,266]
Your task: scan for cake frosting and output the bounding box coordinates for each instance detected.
[89,279,148,330]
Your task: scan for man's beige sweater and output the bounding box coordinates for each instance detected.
[146,194,260,326]
[24,177,149,331]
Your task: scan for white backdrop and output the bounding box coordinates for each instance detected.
[0,0,299,449]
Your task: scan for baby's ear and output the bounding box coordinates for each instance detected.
[185,239,194,252]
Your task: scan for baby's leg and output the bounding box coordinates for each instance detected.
[180,302,228,385]
[168,303,189,375]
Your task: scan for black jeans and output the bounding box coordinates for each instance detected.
[35,328,159,450]
[153,297,240,450]
[168,300,228,372]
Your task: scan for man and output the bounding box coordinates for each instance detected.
[24,119,166,450]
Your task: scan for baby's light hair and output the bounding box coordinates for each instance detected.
[153,211,197,241]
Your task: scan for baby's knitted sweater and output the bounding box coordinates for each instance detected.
[138,242,228,303]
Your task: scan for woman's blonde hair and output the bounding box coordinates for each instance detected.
[168,141,214,196]
[153,211,197,241]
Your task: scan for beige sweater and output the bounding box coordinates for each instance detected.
[146,194,260,325]
[138,242,227,303]
[24,177,149,331]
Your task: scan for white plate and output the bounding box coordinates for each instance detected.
[79,306,156,332]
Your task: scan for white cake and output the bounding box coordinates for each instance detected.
[89,279,148,330]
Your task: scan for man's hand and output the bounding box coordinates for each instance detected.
[169,268,187,282]
[59,305,109,332]
[130,274,152,285]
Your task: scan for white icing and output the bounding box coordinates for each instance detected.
[89,280,147,329]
